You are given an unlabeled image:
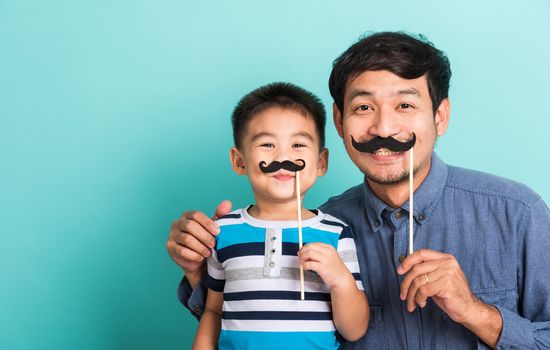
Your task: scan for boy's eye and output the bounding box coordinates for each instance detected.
[293,143,306,148]
[260,143,274,148]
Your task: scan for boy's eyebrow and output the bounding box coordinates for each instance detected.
[293,131,314,141]
[250,132,275,142]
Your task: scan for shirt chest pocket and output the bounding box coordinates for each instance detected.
[472,287,516,310]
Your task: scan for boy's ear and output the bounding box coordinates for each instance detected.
[332,103,344,138]
[317,148,329,177]
[230,147,247,175]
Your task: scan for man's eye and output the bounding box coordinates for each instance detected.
[358,105,372,111]
[260,143,274,148]
[400,103,412,109]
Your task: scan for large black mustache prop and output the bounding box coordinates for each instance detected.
[259,159,306,173]
[351,133,416,153]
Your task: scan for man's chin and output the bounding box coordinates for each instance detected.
[364,172,409,186]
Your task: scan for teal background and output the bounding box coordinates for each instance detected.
[1,0,549,349]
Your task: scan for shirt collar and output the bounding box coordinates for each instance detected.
[363,152,448,232]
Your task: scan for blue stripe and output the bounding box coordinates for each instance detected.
[321,219,346,229]
[219,213,241,219]
[217,242,264,263]
[206,275,225,292]
[352,272,361,281]
[283,228,339,248]
[223,311,333,320]
[224,290,331,301]
[338,226,353,239]
[216,224,266,250]
[219,330,338,350]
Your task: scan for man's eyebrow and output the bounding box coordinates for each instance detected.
[349,89,373,101]
[395,88,421,97]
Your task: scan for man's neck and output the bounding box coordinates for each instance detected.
[367,160,432,208]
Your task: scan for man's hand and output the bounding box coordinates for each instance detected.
[298,243,353,289]
[166,200,232,288]
[398,249,502,348]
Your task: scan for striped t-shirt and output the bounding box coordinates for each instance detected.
[206,207,364,350]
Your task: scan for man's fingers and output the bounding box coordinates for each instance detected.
[405,271,442,312]
[181,210,220,236]
[175,227,213,257]
[176,246,207,264]
[176,218,217,248]
[213,200,232,221]
[400,259,440,299]
[398,249,452,274]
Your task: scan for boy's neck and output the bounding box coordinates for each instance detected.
[247,200,316,221]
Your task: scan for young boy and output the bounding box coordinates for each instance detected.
[192,82,369,350]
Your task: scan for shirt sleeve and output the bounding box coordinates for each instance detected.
[337,226,364,291]
[495,198,550,349]
[176,275,207,321]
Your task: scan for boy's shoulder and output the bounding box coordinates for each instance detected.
[215,208,246,228]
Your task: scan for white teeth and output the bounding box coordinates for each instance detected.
[374,149,399,156]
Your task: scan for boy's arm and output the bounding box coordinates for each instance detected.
[192,289,224,350]
[299,232,369,341]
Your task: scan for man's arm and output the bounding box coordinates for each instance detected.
[398,198,550,348]
[167,201,232,318]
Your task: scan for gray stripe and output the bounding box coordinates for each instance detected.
[226,267,324,284]
[208,257,223,270]
[338,250,358,263]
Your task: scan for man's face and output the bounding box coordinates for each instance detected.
[334,70,449,185]
[231,107,328,204]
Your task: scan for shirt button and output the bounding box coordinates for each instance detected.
[418,214,426,221]
[271,236,277,241]
[269,261,275,268]
[395,210,403,219]
[399,255,406,263]
[374,220,381,228]
[270,248,276,254]
[193,305,201,313]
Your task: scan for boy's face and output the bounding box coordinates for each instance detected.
[230,107,328,205]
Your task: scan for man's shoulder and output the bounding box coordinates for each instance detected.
[319,183,364,216]
[446,165,541,206]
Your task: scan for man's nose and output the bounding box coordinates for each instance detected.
[368,107,400,138]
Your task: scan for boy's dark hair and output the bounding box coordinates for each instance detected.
[232,82,326,149]
[329,31,452,114]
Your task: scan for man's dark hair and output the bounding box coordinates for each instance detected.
[329,31,452,114]
[232,82,326,149]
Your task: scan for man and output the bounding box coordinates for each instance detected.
[167,32,550,349]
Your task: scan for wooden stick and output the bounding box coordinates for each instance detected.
[296,170,305,300]
[409,147,414,255]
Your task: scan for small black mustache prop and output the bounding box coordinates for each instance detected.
[259,159,306,173]
[351,133,416,153]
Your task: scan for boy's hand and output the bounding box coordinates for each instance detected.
[298,243,353,289]
[166,200,232,287]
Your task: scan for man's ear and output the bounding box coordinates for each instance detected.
[230,147,247,175]
[332,103,344,138]
[434,98,451,136]
[317,148,329,177]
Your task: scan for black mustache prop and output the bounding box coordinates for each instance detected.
[351,133,416,153]
[259,159,306,173]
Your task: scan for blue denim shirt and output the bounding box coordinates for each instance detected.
[179,154,550,349]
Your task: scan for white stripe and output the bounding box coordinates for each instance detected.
[207,263,225,280]
[222,319,336,332]
[224,299,331,312]
[224,255,300,270]
[224,278,330,294]
[337,238,357,251]
[356,280,364,290]
[313,223,343,234]
[217,218,244,226]
[322,214,347,226]
[343,261,360,274]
